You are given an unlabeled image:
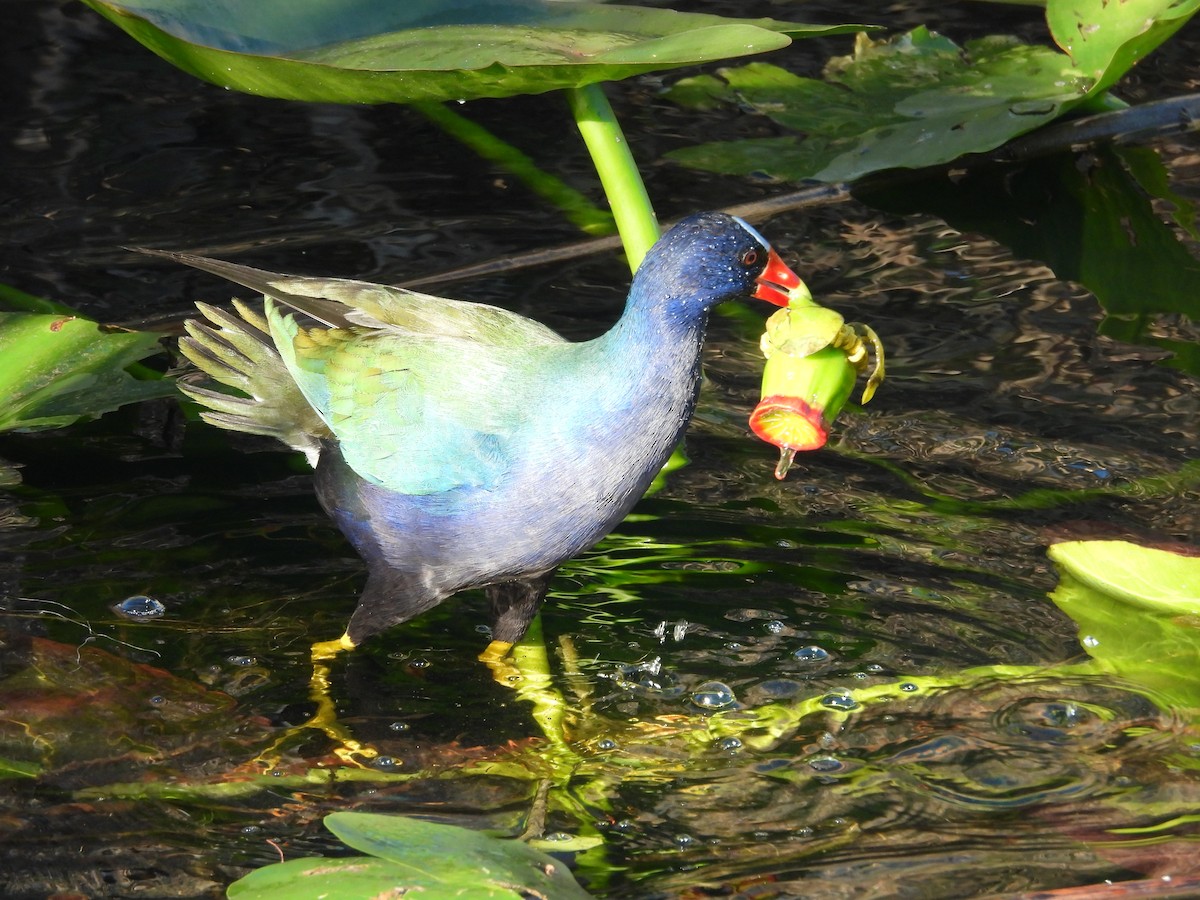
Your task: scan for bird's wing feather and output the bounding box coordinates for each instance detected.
[138,248,564,344]
[143,248,573,494]
[267,301,560,495]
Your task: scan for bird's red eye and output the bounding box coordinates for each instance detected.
[741,249,759,266]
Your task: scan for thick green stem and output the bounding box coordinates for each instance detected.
[413,102,615,236]
[567,83,659,272]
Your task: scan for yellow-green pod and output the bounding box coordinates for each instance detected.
[749,345,857,479]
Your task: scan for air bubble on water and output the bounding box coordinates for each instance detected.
[389,722,410,732]
[674,833,696,848]
[1044,702,1085,728]
[115,595,165,619]
[765,620,786,634]
[596,738,617,751]
[372,756,398,769]
[793,645,829,663]
[820,691,859,711]
[717,737,742,753]
[241,825,262,835]
[409,658,430,669]
[1082,635,1100,648]
[543,832,573,842]
[900,682,919,693]
[228,655,256,666]
[808,755,844,773]
[691,681,735,709]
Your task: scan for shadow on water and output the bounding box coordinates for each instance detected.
[1,1,1199,898]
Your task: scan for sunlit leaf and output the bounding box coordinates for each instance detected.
[228,812,593,899]
[80,0,866,104]
[0,313,174,432]
[1049,540,1200,615]
[1048,540,1200,710]
[1047,0,1200,94]
[665,31,1089,183]
[666,0,1199,185]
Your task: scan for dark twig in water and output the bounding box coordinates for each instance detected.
[124,93,1200,333]
[997,92,1200,162]
[519,779,553,842]
[396,184,849,290]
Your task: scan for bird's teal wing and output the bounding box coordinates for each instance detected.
[279,276,565,347]
[138,249,566,345]
[267,301,559,495]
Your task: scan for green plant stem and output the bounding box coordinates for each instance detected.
[567,83,659,272]
[510,615,575,756]
[412,102,615,237]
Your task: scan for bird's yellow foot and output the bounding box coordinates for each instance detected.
[254,632,379,770]
[478,639,520,685]
[480,629,577,754]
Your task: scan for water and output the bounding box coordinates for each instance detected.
[1,2,1199,898]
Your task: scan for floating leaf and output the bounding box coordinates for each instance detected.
[667,0,1199,185]
[666,30,1089,184]
[0,313,174,432]
[1047,0,1200,94]
[81,0,866,104]
[1048,540,1200,711]
[228,812,593,899]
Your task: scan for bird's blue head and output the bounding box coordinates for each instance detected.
[632,212,803,318]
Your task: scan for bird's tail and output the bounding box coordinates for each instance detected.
[178,300,330,461]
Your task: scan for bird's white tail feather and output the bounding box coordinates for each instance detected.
[178,299,330,462]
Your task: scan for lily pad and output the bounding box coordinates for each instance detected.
[665,30,1090,184]
[227,811,593,899]
[0,312,174,432]
[81,0,866,104]
[666,0,1199,184]
[1048,540,1200,711]
[1048,0,1200,94]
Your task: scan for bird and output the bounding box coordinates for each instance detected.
[154,212,800,666]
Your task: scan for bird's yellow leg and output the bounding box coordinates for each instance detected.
[254,632,378,770]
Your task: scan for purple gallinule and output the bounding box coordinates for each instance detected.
[157,212,800,665]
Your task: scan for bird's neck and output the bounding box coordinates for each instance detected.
[591,287,709,392]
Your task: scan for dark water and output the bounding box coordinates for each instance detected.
[1,1,1199,898]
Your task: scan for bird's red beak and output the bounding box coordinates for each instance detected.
[752,248,804,307]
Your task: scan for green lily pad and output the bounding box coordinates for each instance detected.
[227,812,593,899]
[666,0,1199,185]
[1049,541,1200,616]
[1048,0,1200,94]
[665,30,1089,184]
[81,0,866,104]
[0,312,174,432]
[1048,540,1200,711]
